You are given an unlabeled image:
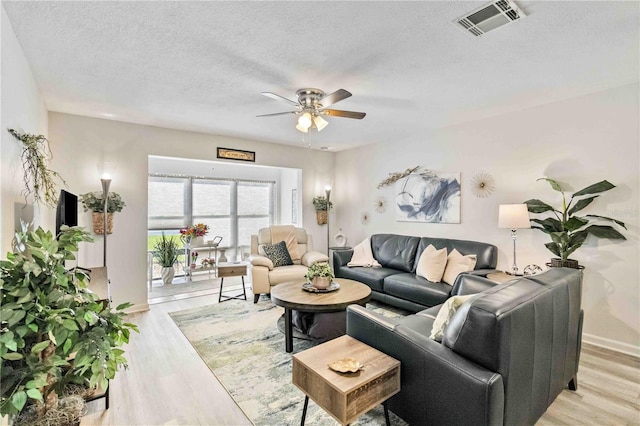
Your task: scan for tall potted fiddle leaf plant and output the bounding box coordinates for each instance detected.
[524,178,626,268]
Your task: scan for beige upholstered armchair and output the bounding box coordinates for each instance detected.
[250,225,329,303]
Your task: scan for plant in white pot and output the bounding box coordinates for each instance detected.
[153,233,180,285]
[304,262,334,290]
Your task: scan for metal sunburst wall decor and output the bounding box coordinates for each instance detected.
[361,211,370,225]
[374,196,387,214]
[471,171,496,198]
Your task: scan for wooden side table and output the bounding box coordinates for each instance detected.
[217,262,247,302]
[293,335,400,425]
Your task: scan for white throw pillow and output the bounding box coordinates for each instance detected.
[416,244,448,282]
[429,294,476,342]
[442,249,477,285]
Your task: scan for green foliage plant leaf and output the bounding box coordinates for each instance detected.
[525,177,626,262]
[0,225,138,418]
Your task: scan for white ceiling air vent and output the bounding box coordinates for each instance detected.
[454,0,526,37]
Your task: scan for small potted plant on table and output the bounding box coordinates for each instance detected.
[305,262,334,290]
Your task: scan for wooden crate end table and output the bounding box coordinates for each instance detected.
[292,335,400,426]
[217,262,247,302]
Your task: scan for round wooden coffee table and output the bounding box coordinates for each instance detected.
[271,278,371,353]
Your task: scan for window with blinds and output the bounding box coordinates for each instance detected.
[148,174,274,260]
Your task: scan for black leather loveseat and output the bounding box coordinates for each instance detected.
[347,268,584,425]
[333,234,498,312]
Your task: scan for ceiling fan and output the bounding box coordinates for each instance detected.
[257,88,366,132]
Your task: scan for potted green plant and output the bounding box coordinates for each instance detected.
[79,191,126,235]
[0,224,138,425]
[312,196,333,225]
[153,232,180,285]
[304,262,334,289]
[524,178,627,268]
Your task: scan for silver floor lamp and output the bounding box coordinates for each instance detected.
[101,175,112,267]
[325,186,331,256]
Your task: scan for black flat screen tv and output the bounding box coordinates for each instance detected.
[56,190,78,235]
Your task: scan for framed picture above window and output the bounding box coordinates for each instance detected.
[217,147,255,162]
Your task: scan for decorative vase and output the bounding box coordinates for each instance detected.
[92,212,114,235]
[218,249,228,263]
[161,267,175,285]
[192,236,204,247]
[316,210,328,225]
[334,229,346,247]
[312,276,331,290]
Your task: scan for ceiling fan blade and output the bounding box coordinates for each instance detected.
[261,92,300,107]
[321,109,366,119]
[320,89,352,108]
[256,111,299,117]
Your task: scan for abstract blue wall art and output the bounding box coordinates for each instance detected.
[395,172,461,223]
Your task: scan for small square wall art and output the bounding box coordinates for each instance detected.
[395,171,461,223]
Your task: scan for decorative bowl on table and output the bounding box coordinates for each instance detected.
[328,357,363,373]
[302,282,340,293]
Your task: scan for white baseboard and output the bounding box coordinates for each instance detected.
[582,333,640,359]
[124,303,150,314]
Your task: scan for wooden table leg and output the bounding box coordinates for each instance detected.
[285,307,293,353]
[300,395,309,426]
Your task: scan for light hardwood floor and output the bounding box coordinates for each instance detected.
[82,289,640,425]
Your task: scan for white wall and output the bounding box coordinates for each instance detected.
[335,83,640,356]
[47,112,334,312]
[0,4,49,254]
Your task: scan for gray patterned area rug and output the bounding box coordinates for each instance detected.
[169,299,409,426]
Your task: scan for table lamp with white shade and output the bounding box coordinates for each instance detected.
[498,204,531,275]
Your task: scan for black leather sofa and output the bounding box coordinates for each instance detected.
[347,268,584,426]
[333,234,498,312]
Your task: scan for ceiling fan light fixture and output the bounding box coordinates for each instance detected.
[295,123,309,133]
[298,112,312,129]
[313,115,329,132]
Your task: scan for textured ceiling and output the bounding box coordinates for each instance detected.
[3,1,639,151]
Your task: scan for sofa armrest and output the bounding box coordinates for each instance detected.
[333,249,354,272]
[451,274,501,296]
[301,251,329,267]
[347,305,504,426]
[249,254,273,270]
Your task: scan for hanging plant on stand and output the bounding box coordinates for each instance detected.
[8,129,66,207]
[313,196,333,225]
[79,192,126,235]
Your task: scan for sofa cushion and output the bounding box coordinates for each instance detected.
[384,273,452,308]
[371,234,420,272]
[442,249,477,285]
[336,266,399,292]
[416,237,497,271]
[268,264,309,285]
[263,241,294,267]
[416,244,447,282]
[429,294,477,342]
